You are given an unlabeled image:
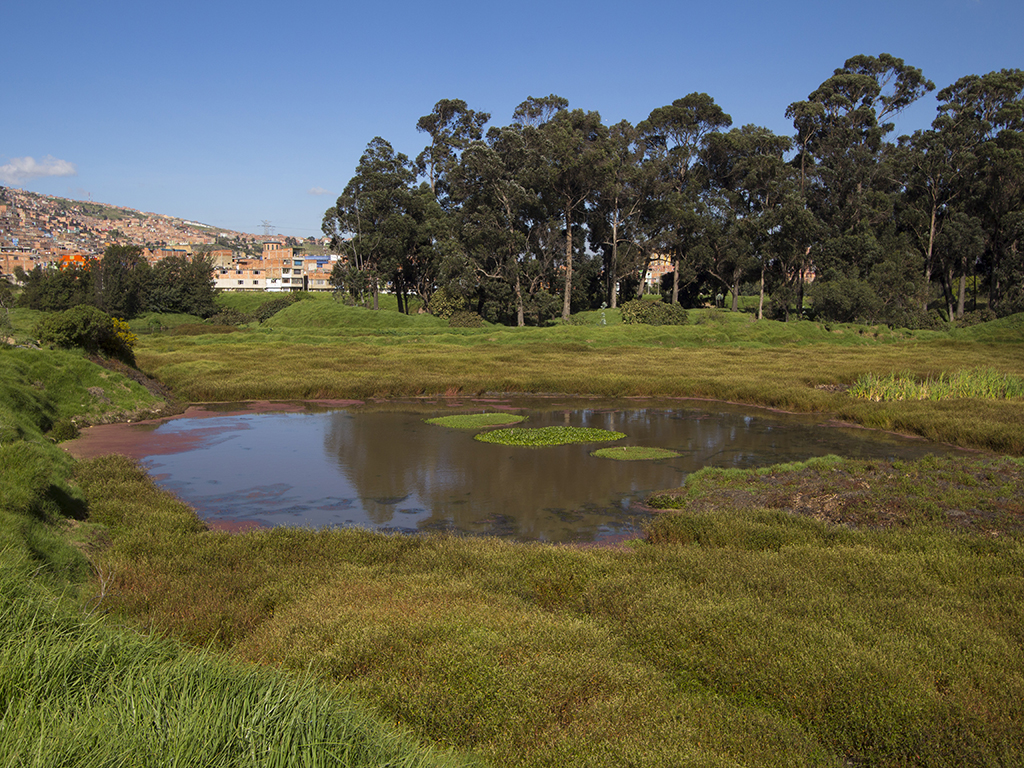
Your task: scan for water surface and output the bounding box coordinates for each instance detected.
[118,397,957,543]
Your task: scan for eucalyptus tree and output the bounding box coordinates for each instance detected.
[897,68,1024,319]
[786,54,934,279]
[415,98,491,202]
[588,120,660,308]
[322,137,419,310]
[951,69,1024,315]
[702,125,793,315]
[638,93,732,304]
[520,98,612,320]
[449,125,539,325]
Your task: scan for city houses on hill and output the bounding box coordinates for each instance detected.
[212,241,338,292]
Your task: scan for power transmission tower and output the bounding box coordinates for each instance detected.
[261,220,274,237]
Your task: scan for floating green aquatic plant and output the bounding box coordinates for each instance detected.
[425,413,526,429]
[592,446,682,461]
[474,426,626,446]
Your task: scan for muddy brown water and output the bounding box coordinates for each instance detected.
[65,396,962,543]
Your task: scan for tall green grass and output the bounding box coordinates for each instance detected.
[849,367,1024,401]
[0,568,474,768]
[1,347,164,441]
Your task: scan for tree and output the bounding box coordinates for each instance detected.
[588,120,660,308]
[948,70,1024,316]
[0,275,14,340]
[786,54,935,323]
[527,101,612,320]
[788,53,933,239]
[415,99,490,201]
[323,137,418,310]
[639,93,732,305]
[450,126,538,325]
[896,69,1024,319]
[702,125,793,314]
[94,244,150,319]
[148,254,218,317]
[15,262,92,313]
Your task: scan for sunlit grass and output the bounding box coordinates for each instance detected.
[0,567,473,768]
[74,453,1024,768]
[849,367,1024,401]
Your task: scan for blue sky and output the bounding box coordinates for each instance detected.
[4,0,1021,237]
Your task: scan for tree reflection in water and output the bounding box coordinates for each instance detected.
[134,398,956,543]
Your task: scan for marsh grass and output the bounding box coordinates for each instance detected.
[849,367,1024,401]
[0,569,473,768]
[78,453,1024,768]
[135,319,1024,452]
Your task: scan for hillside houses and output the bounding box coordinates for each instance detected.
[2,186,342,294]
[213,242,339,292]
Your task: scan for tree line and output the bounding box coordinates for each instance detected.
[14,245,219,319]
[322,54,1024,327]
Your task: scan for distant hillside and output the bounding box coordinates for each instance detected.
[0,185,271,257]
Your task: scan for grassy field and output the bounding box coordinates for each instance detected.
[132,302,1024,454]
[3,300,1024,766]
[0,345,477,768]
[77,452,1024,767]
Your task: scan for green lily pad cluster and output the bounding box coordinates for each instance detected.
[474,426,626,447]
[424,413,526,429]
[426,412,680,453]
[592,446,683,461]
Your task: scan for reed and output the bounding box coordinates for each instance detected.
[849,367,1024,401]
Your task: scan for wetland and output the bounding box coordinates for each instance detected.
[68,395,962,542]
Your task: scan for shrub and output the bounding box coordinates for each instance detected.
[428,286,466,320]
[808,278,880,324]
[957,308,997,327]
[48,418,80,443]
[111,317,137,349]
[253,295,300,323]
[35,306,135,364]
[620,299,688,326]
[449,311,483,328]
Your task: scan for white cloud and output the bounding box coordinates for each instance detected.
[0,155,78,185]
[307,186,330,196]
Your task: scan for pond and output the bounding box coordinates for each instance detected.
[69,396,960,543]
